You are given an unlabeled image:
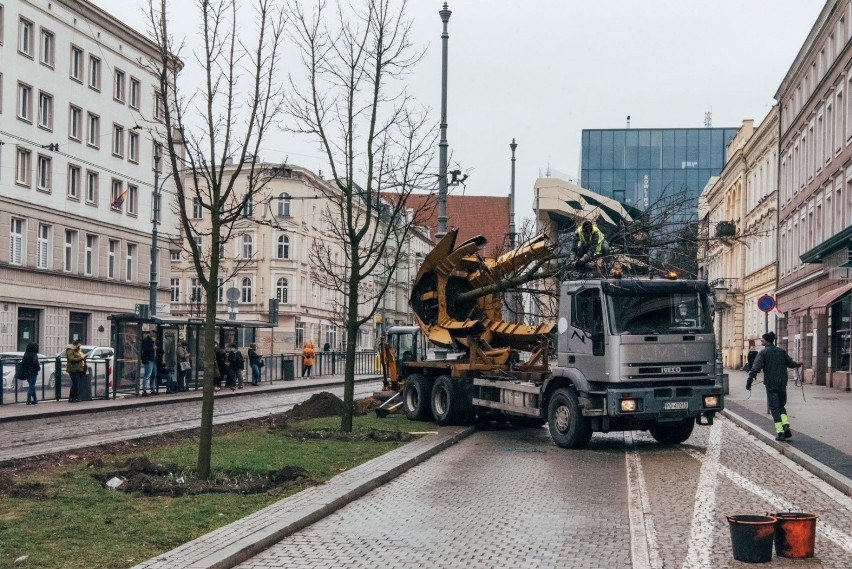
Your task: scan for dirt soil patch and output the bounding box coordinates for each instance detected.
[0,392,407,498]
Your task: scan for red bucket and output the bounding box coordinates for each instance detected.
[772,512,818,559]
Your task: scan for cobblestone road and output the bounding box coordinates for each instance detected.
[0,380,383,461]
[237,417,852,569]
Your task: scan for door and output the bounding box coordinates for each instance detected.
[567,288,607,381]
[17,308,40,351]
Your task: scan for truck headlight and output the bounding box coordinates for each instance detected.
[703,395,719,408]
[620,399,637,412]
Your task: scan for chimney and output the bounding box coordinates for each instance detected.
[626,115,631,129]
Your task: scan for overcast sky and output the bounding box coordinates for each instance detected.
[92,0,824,225]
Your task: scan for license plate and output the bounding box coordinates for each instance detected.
[664,401,688,410]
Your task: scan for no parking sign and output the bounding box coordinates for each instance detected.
[757,294,776,313]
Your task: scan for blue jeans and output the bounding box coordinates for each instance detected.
[251,363,260,385]
[27,375,37,403]
[142,361,156,391]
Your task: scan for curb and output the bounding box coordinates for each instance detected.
[722,409,852,497]
[133,424,477,569]
[0,375,383,423]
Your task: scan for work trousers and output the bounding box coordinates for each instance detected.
[766,387,788,425]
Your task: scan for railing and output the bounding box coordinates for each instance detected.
[2,351,379,405]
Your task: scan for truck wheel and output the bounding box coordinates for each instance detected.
[547,387,592,449]
[649,419,694,445]
[430,375,458,425]
[506,414,546,428]
[403,373,432,421]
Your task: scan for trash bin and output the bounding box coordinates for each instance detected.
[77,370,93,401]
[728,514,776,563]
[281,357,294,381]
[773,512,818,558]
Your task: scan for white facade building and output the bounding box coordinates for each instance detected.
[0,0,178,354]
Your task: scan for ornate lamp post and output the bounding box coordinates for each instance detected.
[714,280,729,393]
[149,152,161,316]
[509,138,517,248]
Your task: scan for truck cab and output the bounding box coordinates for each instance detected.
[547,278,723,447]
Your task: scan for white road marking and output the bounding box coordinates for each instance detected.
[625,433,662,569]
[684,422,852,555]
[681,421,723,569]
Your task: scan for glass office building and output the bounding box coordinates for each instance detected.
[580,128,738,207]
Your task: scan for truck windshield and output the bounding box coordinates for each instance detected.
[607,292,712,335]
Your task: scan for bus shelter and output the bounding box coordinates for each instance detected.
[107,313,273,397]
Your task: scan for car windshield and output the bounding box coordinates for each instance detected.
[607,291,712,335]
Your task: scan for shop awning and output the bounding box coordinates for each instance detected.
[793,282,852,314]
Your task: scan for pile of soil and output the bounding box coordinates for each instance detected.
[0,392,411,497]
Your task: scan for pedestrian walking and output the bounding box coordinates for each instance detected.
[140,330,157,396]
[176,340,192,391]
[213,343,229,391]
[65,339,86,403]
[301,341,315,377]
[746,331,803,441]
[20,342,41,405]
[247,343,263,386]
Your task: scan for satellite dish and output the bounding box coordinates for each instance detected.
[226,287,240,301]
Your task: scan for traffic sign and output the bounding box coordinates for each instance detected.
[757,294,776,313]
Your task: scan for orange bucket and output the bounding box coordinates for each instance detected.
[772,512,818,558]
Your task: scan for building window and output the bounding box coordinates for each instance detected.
[17,82,32,121]
[87,113,100,148]
[276,277,289,303]
[127,185,137,215]
[154,92,164,121]
[15,147,31,186]
[85,234,96,276]
[217,278,225,303]
[114,70,125,102]
[108,239,117,279]
[37,224,50,269]
[241,277,253,303]
[67,165,81,198]
[64,230,76,272]
[10,218,23,265]
[69,105,81,140]
[190,278,202,303]
[112,124,124,157]
[192,197,203,219]
[170,250,180,262]
[85,170,97,203]
[277,192,291,216]
[70,46,83,81]
[129,77,140,109]
[18,18,33,57]
[243,196,253,217]
[0,5,4,45]
[170,278,180,302]
[126,243,135,282]
[36,155,51,191]
[38,91,52,129]
[194,234,203,251]
[88,55,101,90]
[277,234,290,259]
[128,131,139,163]
[111,180,124,211]
[242,234,254,259]
[39,28,54,67]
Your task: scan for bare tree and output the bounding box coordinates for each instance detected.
[287,0,436,432]
[145,0,286,478]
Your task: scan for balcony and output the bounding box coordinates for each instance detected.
[715,221,737,239]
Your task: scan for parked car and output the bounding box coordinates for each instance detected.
[53,346,115,388]
[1,352,56,392]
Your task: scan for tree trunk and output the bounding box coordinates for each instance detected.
[340,285,360,433]
[196,294,218,478]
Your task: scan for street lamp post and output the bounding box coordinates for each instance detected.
[714,280,729,394]
[150,152,161,316]
[509,138,517,248]
[436,2,452,239]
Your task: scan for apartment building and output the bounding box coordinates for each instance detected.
[776,0,852,388]
[699,121,755,369]
[170,164,431,354]
[0,0,178,355]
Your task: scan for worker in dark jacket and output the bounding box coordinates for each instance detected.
[746,331,803,441]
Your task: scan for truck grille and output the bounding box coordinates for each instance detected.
[626,361,711,380]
